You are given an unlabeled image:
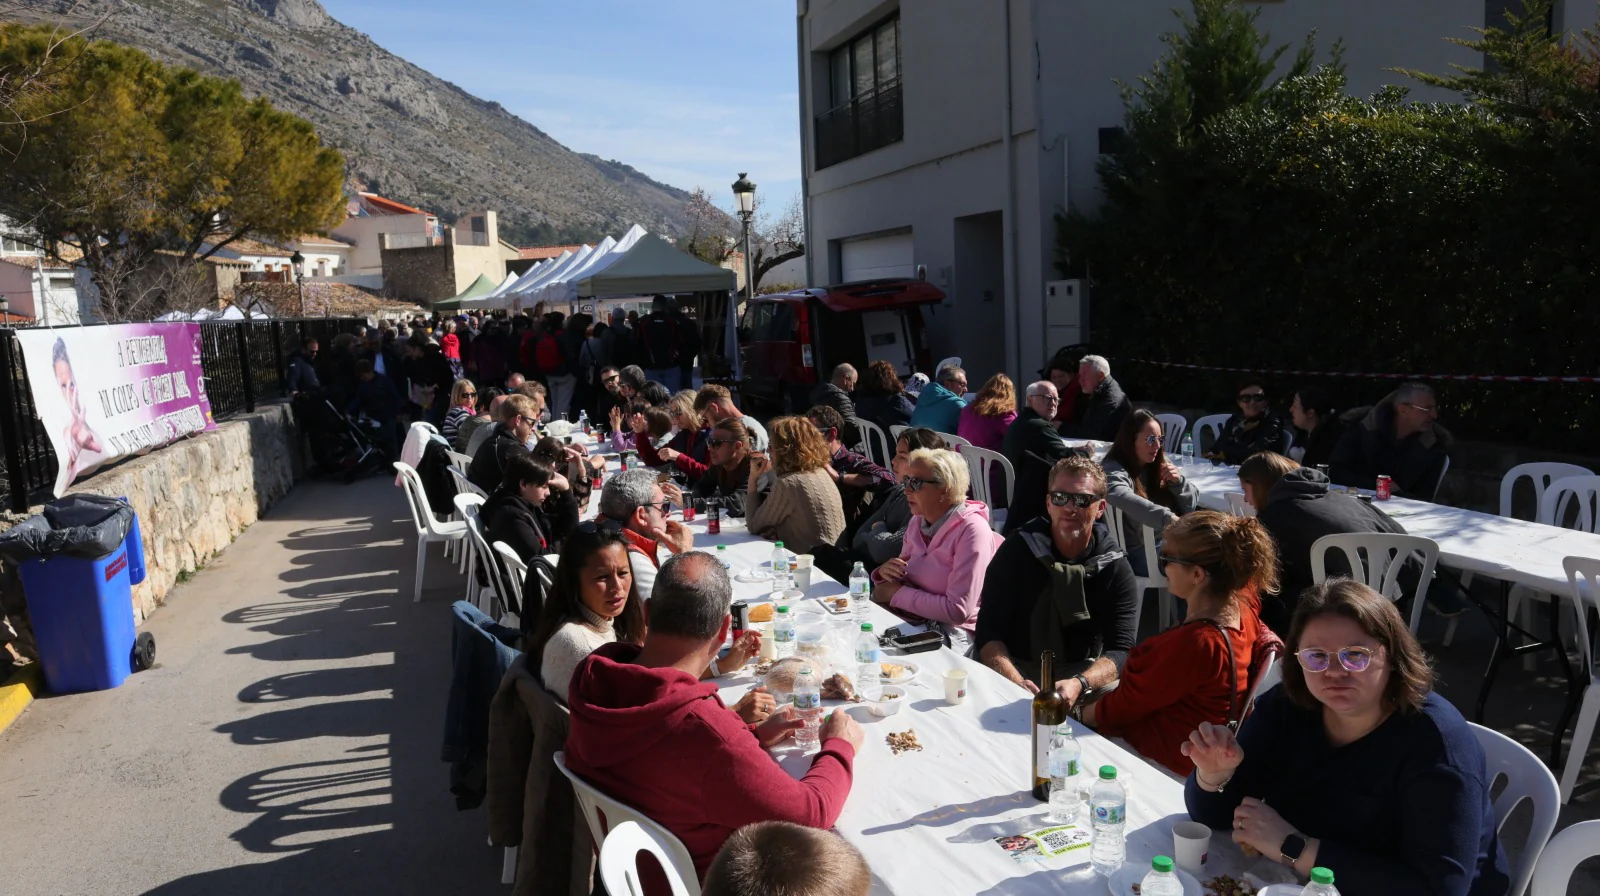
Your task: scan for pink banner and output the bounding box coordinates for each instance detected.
[14,323,217,496]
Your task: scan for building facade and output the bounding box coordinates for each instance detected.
[795,0,1530,382]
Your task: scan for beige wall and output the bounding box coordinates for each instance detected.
[331,213,432,276]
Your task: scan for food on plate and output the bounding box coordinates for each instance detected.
[878,693,900,702]
[822,672,859,702]
[1204,874,1251,896]
[880,662,906,680]
[753,658,776,676]
[885,729,922,754]
[747,603,774,623]
[830,597,850,611]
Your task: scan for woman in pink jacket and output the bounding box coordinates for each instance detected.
[956,373,1018,452]
[870,446,1003,654]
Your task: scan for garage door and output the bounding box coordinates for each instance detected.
[840,232,913,283]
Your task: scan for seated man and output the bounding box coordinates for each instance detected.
[974,455,1138,709]
[464,393,510,457]
[467,393,537,493]
[597,468,695,599]
[908,364,967,434]
[703,822,871,896]
[806,405,893,528]
[1002,380,1087,536]
[809,363,861,449]
[696,383,769,451]
[566,553,863,886]
[1060,354,1131,442]
[1328,382,1452,500]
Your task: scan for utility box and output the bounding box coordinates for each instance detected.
[1044,279,1088,349]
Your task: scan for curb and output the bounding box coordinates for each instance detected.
[0,664,42,736]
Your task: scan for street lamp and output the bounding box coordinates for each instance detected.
[289,250,306,318]
[731,172,756,303]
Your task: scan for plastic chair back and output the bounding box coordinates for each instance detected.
[453,492,503,616]
[1540,475,1600,534]
[1153,413,1187,455]
[1193,414,1231,455]
[492,541,528,626]
[449,465,489,499]
[395,462,455,538]
[1309,533,1440,634]
[959,444,1015,514]
[446,449,474,473]
[1500,462,1592,521]
[1470,722,1560,896]
[857,418,894,470]
[1558,556,1600,803]
[1530,819,1600,896]
[932,430,971,448]
[1249,651,1281,712]
[554,752,701,896]
[889,424,909,441]
[599,821,696,896]
[1224,492,1256,518]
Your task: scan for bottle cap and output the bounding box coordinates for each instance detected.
[799,666,813,675]
[775,541,784,548]
[1098,765,1117,780]
[777,605,790,613]
[1310,868,1334,885]
[1151,856,1173,873]
[860,623,873,632]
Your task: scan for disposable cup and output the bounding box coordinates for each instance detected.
[943,669,968,705]
[1172,820,1211,873]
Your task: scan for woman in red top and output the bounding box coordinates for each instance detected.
[439,319,463,379]
[1081,510,1279,775]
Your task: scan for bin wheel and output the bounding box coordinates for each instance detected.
[132,632,156,671]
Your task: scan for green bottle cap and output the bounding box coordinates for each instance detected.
[860,623,873,632]
[777,606,790,613]
[1098,765,1117,780]
[775,541,784,548]
[1151,856,1173,873]
[1310,868,1334,885]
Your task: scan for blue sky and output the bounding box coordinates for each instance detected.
[320,0,802,215]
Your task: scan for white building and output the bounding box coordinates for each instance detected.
[289,234,354,279]
[0,226,82,326]
[795,0,1541,381]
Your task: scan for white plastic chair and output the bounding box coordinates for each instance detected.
[889,424,909,441]
[1192,413,1231,456]
[393,462,468,602]
[443,450,476,564]
[1309,533,1440,635]
[1153,413,1188,455]
[1104,503,1172,634]
[1470,722,1560,896]
[453,492,497,615]
[856,418,894,470]
[959,444,1016,532]
[599,820,695,896]
[932,430,971,448]
[1223,492,1256,518]
[1531,818,1600,896]
[1247,650,1280,716]
[554,752,701,896]
[1557,556,1600,804]
[1495,476,1600,663]
[492,541,528,628]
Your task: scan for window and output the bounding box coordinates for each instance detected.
[815,15,902,169]
[743,302,795,343]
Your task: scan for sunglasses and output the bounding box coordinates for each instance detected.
[462,391,477,397]
[1157,554,1198,574]
[1295,646,1377,673]
[708,437,742,448]
[1237,393,1268,403]
[1047,490,1101,509]
[902,476,944,493]
[603,375,620,382]
[1141,434,1161,447]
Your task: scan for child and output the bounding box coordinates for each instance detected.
[701,822,870,896]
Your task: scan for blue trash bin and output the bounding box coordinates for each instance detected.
[13,503,147,693]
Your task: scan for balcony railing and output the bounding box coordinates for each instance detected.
[382,232,442,250]
[814,79,903,170]
[454,230,491,247]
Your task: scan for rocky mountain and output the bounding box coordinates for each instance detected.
[8,0,703,244]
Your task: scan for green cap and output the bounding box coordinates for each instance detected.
[775,541,784,548]
[1310,868,1334,885]
[1151,856,1173,873]
[1098,765,1117,780]
[777,605,790,613]
[860,623,873,632]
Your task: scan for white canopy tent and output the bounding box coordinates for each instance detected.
[576,232,736,298]
[534,225,646,309]
[509,244,593,301]
[482,271,521,299]
[496,250,572,303]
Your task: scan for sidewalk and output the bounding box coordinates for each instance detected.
[0,475,500,895]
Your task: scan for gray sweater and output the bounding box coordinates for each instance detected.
[1101,458,1199,551]
[851,487,911,564]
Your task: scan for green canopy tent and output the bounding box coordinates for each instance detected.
[433,273,501,310]
[575,232,736,298]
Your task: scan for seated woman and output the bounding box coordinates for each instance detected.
[441,379,477,445]
[1080,511,1279,775]
[745,416,847,552]
[638,389,711,477]
[607,402,673,453]
[453,386,501,454]
[1288,386,1344,470]
[871,446,1002,655]
[483,454,572,562]
[527,524,646,699]
[1101,409,1199,575]
[1184,580,1509,895]
[691,417,757,516]
[1211,382,1289,466]
[957,373,1018,452]
[809,427,947,585]
[854,360,916,431]
[529,437,589,532]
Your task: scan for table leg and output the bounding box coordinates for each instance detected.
[1551,596,1585,769]
[1473,583,1512,723]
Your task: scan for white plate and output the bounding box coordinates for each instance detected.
[878,660,919,683]
[1107,865,1201,896]
[1257,886,1304,896]
[734,568,772,583]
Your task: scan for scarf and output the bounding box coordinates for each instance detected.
[1018,528,1124,667]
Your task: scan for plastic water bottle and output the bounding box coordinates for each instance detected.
[577,410,590,434]
[1089,765,1126,876]
[793,666,822,751]
[1302,867,1339,896]
[849,562,871,623]
[1180,433,1195,467]
[1045,724,1082,824]
[855,623,882,702]
[715,544,731,570]
[773,605,795,659]
[771,541,793,590]
[1140,856,1183,896]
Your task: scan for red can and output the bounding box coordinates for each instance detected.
[1376,474,1393,501]
[707,501,722,535]
[682,502,696,522]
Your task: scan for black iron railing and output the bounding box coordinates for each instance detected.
[815,79,903,170]
[0,318,364,512]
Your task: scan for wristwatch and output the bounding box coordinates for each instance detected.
[1073,674,1091,698]
[1280,833,1306,867]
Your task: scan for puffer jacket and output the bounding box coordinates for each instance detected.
[1328,392,1453,500]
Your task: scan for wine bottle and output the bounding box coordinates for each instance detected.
[1032,650,1068,801]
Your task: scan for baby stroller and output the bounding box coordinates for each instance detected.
[307,398,389,483]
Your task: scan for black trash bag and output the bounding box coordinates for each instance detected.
[0,494,133,562]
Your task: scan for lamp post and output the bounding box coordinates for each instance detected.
[732,173,756,304]
[289,250,306,318]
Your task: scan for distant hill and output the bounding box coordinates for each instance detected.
[9,0,705,244]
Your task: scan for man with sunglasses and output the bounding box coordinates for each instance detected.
[595,365,626,430]
[1210,382,1289,466]
[467,393,540,493]
[597,468,695,599]
[1001,381,1087,536]
[974,456,1138,707]
[1328,382,1453,501]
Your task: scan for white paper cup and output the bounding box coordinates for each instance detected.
[794,566,814,590]
[756,622,776,661]
[796,553,814,569]
[943,669,968,705]
[1172,820,1211,873]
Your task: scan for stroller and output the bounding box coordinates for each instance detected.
[298,395,390,482]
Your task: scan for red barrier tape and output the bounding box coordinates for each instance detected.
[1120,359,1600,384]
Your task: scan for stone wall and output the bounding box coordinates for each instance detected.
[0,403,302,659]
[380,244,455,302]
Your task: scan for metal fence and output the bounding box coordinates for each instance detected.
[0,317,364,513]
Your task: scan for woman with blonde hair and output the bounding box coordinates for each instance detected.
[1078,510,1280,775]
[441,379,478,444]
[957,373,1018,452]
[745,416,847,550]
[638,388,712,477]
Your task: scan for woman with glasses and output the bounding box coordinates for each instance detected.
[1211,382,1289,466]
[956,373,1019,452]
[1184,580,1508,895]
[637,389,712,477]
[526,523,646,700]
[853,360,916,431]
[1101,408,1199,576]
[870,447,1003,654]
[453,386,502,454]
[745,416,847,552]
[690,417,757,516]
[441,379,478,445]
[1077,511,1279,775]
[808,428,947,584]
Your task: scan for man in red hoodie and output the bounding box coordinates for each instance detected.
[565,551,864,886]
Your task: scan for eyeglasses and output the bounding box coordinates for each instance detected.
[1030,393,1060,405]
[902,476,944,493]
[1295,646,1377,673]
[707,437,742,448]
[1237,393,1267,403]
[1047,490,1101,509]
[1141,434,1161,447]
[1401,402,1438,415]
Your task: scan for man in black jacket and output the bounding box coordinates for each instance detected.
[1060,354,1131,442]
[975,455,1138,709]
[286,338,321,397]
[810,364,861,449]
[1328,383,1452,500]
[468,394,539,493]
[1002,380,1089,536]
